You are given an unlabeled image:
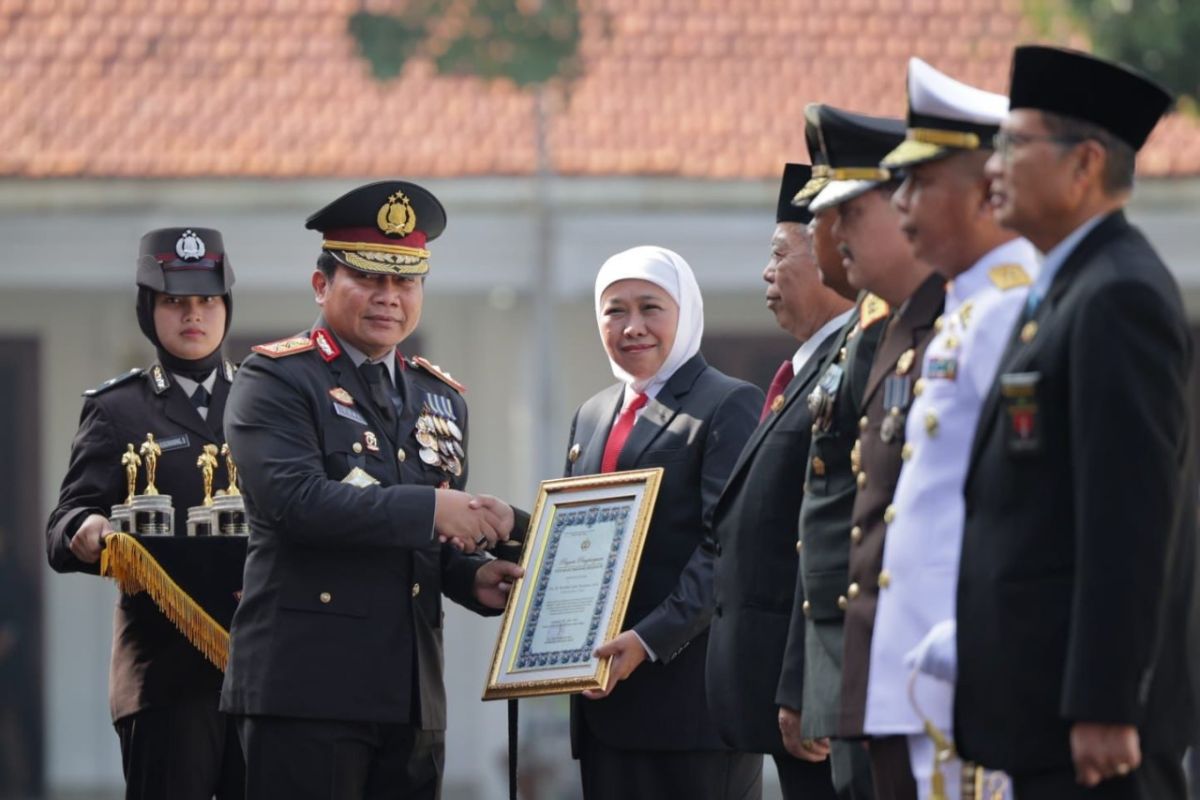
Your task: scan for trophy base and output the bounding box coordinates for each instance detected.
[213,495,249,536]
[130,494,174,536]
[186,505,214,537]
[109,504,133,534]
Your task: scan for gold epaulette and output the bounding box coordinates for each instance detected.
[410,356,466,394]
[860,293,890,329]
[252,335,315,358]
[988,264,1032,291]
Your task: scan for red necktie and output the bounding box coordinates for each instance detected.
[760,359,794,422]
[601,392,649,473]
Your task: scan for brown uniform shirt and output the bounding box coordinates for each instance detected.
[839,273,945,737]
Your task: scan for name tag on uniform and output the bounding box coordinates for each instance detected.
[1000,371,1041,456]
[156,433,190,452]
[333,403,368,426]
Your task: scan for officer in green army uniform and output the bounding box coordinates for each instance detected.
[219,181,526,799]
[777,104,891,800]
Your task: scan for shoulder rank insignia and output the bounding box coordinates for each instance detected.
[860,293,890,330]
[410,356,466,394]
[989,264,1032,291]
[252,335,315,358]
[83,367,143,397]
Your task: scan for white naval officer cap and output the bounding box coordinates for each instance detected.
[881,57,1009,170]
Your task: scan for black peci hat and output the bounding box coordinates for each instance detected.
[306,180,447,276]
[777,163,814,224]
[136,227,234,297]
[1008,45,1173,151]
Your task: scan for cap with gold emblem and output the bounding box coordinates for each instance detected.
[791,104,831,208]
[881,57,1008,170]
[306,181,447,276]
[808,107,906,214]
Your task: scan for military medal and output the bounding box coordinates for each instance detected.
[1000,372,1042,455]
[807,363,844,432]
[445,419,463,441]
[880,375,912,443]
[419,447,440,465]
[880,408,903,443]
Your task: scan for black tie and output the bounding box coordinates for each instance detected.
[359,362,397,422]
[190,384,210,413]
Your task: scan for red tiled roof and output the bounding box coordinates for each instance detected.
[1,0,1196,179]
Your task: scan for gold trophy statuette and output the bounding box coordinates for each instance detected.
[220,443,240,497]
[197,444,220,506]
[121,443,141,504]
[139,433,162,495]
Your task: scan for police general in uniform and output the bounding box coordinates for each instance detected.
[219,181,525,799]
[957,46,1197,800]
[706,162,852,800]
[47,228,244,799]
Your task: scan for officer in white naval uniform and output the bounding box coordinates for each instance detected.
[860,58,1040,800]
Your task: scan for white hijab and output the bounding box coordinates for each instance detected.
[593,245,704,392]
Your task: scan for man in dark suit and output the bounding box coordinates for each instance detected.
[220,181,525,799]
[957,46,1197,800]
[706,163,854,799]
[781,105,892,800]
[46,228,244,799]
[564,245,764,798]
[803,108,943,800]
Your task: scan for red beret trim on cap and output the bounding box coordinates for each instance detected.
[322,227,428,249]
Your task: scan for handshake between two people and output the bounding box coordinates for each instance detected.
[432,489,516,555]
[433,489,526,611]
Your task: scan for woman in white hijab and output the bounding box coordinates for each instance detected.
[563,245,765,799]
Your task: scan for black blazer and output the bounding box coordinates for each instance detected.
[46,362,235,721]
[566,354,762,753]
[957,211,1198,772]
[219,321,496,729]
[706,327,841,753]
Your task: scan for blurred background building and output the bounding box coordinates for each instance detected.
[0,0,1197,798]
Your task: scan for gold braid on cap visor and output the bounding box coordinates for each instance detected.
[908,128,982,149]
[322,239,431,275]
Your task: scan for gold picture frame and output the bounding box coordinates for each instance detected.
[482,468,664,700]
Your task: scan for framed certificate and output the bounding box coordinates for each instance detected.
[482,468,664,700]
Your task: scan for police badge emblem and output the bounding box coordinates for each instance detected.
[175,230,206,261]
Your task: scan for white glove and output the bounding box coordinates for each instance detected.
[904,619,957,684]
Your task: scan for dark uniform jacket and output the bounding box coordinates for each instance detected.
[839,274,945,737]
[564,354,762,754]
[47,361,236,721]
[706,326,841,754]
[782,296,888,738]
[219,321,495,729]
[956,211,1198,773]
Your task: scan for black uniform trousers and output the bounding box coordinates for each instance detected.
[237,715,442,800]
[1010,751,1186,800]
[866,736,917,800]
[578,719,762,800]
[774,752,837,800]
[115,692,244,800]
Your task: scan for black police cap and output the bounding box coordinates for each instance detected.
[136,227,234,297]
